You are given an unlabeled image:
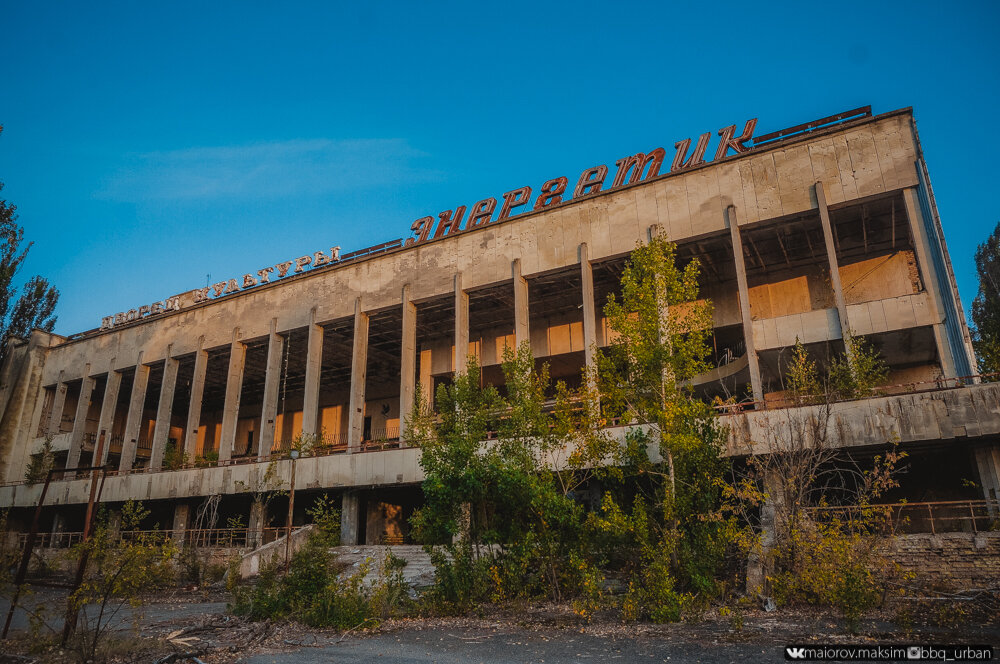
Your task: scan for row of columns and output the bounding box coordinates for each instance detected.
[47,184,961,472]
[726,182,962,404]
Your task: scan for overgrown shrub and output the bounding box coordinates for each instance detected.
[770,516,900,632]
[231,528,410,628]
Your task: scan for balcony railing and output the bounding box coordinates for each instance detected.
[13,526,294,550]
[5,373,998,489]
[803,500,999,536]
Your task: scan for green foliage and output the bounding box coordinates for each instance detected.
[406,234,741,623]
[194,449,219,467]
[419,541,491,614]
[784,333,888,402]
[24,436,55,484]
[231,528,410,629]
[407,343,618,609]
[161,441,189,470]
[972,221,1000,375]
[829,332,889,399]
[785,340,821,402]
[306,494,341,547]
[65,500,176,662]
[591,235,738,619]
[760,447,908,633]
[770,517,898,633]
[289,430,322,455]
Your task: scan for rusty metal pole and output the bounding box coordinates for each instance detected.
[1,468,57,639]
[61,431,107,647]
[284,451,298,573]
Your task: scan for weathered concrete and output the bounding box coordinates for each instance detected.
[239,524,314,578]
[348,300,368,451]
[119,356,150,471]
[973,443,1000,514]
[815,181,852,362]
[218,334,247,462]
[727,206,763,402]
[258,321,284,455]
[0,108,982,515]
[184,344,208,458]
[399,285,416,439]
[512,259,529,348]
[2,384,997,509]
[95,368,122,465]
[726,382,1000,456]
[301,313,324,438]
[150,352,178,471]
[454,273,469,373]
[341,490,361,546]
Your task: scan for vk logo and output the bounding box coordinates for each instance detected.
[786,647,807,659]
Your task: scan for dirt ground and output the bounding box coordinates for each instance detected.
[0,588,996,663]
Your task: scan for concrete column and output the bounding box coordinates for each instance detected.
[258,320,284,458]
[172,503,190,545]
[902,187,959,378]
[580,243,598,372]
[726,206,764,403]
[119,357,150,472]
[454,274,469,374]
[340,490,361,545]
[95,368,122,466]
[815,182,853,365]
[184,342,209,459]
[149,353,179,471]
[747,472,784,594]
[249,500,266,548]
[219,332,247,462]
[50,512,67,547]
[66,370,94,471]
[400,285,417,441]
[46,372,67,437]
[513,259,529,349]
[973,444,1000,517]
[348,299,369,451]
[301,311,324,439]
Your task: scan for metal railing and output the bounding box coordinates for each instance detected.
[14,526,294,550]
[711,371,1000,415]
[804,500,999,536]
[5,373,997,489]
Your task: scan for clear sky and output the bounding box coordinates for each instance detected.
[1,0,998,336]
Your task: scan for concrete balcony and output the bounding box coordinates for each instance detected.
[4,382,997,510]
[723,381,1000,456]
[751,292,935,350]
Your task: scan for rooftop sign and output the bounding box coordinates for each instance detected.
[98,117,758,331]
[99,246,341,330]
[402,119,757,246]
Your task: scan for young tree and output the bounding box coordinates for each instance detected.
[971,221,1000,375]
[64,500,176,662]
[406,345,614,609]
[0,126,59,365]
[593,234,734,619]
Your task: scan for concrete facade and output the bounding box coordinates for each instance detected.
[1,107,994,543]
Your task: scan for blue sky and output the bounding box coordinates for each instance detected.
[1,1,998,336]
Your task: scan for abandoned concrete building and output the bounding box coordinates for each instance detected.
[1,105,998,550]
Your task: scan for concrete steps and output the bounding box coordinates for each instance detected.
[329,545,436,590]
